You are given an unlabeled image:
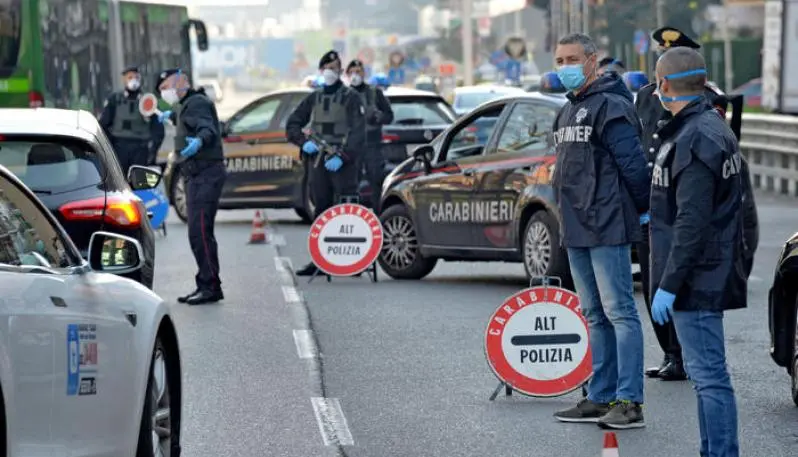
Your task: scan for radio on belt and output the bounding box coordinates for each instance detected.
[485,276,592,400]
[307,197,383,283]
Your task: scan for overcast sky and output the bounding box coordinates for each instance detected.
[185,0,271,5]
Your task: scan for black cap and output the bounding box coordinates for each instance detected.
[598,57,625,69]
[318,50,341,69]
[651,27,701,50]
[346,59,364,72]
[155,68,181,90]
[121,65,139,75]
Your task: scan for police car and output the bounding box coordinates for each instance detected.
[163,87,456,222]
[768,230,798,405]
[378,91,571,281]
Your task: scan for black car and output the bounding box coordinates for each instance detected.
[378,92,569,282]
[0,108,162,288]
[768,231,798,405]
[162,86,456,223]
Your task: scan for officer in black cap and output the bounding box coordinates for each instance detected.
[635,27,759,380]
[346,58,394,213]
[98,65,165,173]
[598,57,625,76]
[156,68,227,305]
[286,50,367,277]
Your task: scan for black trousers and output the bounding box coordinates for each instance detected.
[361,143,386,213]
[638,223,682,360]
[185,160,227,292]
[309,156,360,217]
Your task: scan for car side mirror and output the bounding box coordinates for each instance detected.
[127,165,162,190]
[413,145,434,172]
[88,231,145,274]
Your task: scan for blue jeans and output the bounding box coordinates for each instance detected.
[672,310,739,457]
[567,245,645,404]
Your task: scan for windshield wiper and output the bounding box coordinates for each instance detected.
[29,189,53,195]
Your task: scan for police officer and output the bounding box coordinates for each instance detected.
[286,50,367,277]
[99,65,165,173]
[648,47,744,457]
[156,68,227,305]
[635,26,759,380]
[346,59,394,213]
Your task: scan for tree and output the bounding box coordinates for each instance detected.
[435,22,497,64]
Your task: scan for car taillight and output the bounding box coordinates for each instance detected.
[224,135,243,143]
[59,195,143,227]
[382,134,400,144]
[29,91,44,108]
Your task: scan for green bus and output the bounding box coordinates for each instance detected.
[0,0,208,115]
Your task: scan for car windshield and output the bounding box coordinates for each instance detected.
[455,91,511,110]
[388,97,455,126]
[0,137,105,195]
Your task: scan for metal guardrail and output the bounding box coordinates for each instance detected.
[739,113,798,197]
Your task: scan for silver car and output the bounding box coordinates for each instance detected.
[0,164,181,457]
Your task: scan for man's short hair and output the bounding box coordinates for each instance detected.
[557,33,598,56]
[657,47,707,93]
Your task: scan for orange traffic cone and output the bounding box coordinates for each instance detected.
[602,432,620,457]
[248,210,269,244]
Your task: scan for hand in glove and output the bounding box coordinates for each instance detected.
[651,289,676,325]
[302,140,319,155]
[639,212,650,225]
[157,110,172,124]
[325,155,343,172]
[180,137,203,158]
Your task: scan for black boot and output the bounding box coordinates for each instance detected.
[178,289,199,303]
[295,262,318,276]
[658,355,688,381]
[186,289,224,305]
[645,355,670,378]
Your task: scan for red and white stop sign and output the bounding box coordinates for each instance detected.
[308,203,383,276]
[485,285,592,397]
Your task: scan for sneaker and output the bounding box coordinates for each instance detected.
[554,399,611,423]
[597,401,646,429]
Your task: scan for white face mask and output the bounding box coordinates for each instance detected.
[126,78,141,91]
[322,69,339,86]
[350,74,363,86]
[161,88,179,105]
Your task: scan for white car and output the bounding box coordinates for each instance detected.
[452,84,526,117]
[0,164,181,457]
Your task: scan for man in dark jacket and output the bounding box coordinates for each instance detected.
[346,59,394,212]
[99,65,165,173]
[286,50,367,277]
[648,47,743,457]
[635,26,759,381]
[157,68,227,305]
[550,33,650,430]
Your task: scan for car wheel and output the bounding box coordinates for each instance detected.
[522,211,570,284]
[136,338,175,457]
[378,204,437,280]
[792,298,798,407]
[171,169,188,223]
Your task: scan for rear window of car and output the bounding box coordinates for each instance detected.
[0,137,105,195]
[455,92,511,110]
[387,96,456,126]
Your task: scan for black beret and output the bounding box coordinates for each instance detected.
[318,50,341,69]
[651,27,701,50]
[121,65,139,75]
[347,59,364,71]
[155,68,181,90]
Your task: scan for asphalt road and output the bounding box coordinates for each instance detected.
[149,189,798,457]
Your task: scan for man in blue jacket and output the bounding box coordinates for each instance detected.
[550,33,650,430]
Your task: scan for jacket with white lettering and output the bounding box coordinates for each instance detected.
[649,98,747,312]
[551,73,650,248]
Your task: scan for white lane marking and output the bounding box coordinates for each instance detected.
[292,330,319,358]
[274,256,293,272]
[282,285,302,304]
[311,397,354,446]
[271,234,286,246]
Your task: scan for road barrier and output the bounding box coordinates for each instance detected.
[739,113,798,197]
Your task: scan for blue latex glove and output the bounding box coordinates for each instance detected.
[302,140,319,155]
[652,289,676,325]
[639,212,650,225]
[157,110,172,124]
[180,137,202,158]
[325,155,343,172]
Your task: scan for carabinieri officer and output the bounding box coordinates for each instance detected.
[157,68,227,305]
[286,50,367,277]
[648,47,745,457]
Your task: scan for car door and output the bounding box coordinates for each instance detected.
[273,93,310,200]
[472,100,560,250]
[220,93,298,206]
[412,102,510,249]
[0,172,136,456]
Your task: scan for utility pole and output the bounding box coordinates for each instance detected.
[655,0,665,28]
[721,0,734,91]
[514,8,523,37]
[462,0,474,86]
[582,0,590,34]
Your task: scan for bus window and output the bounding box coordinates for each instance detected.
[0,0,22,78]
